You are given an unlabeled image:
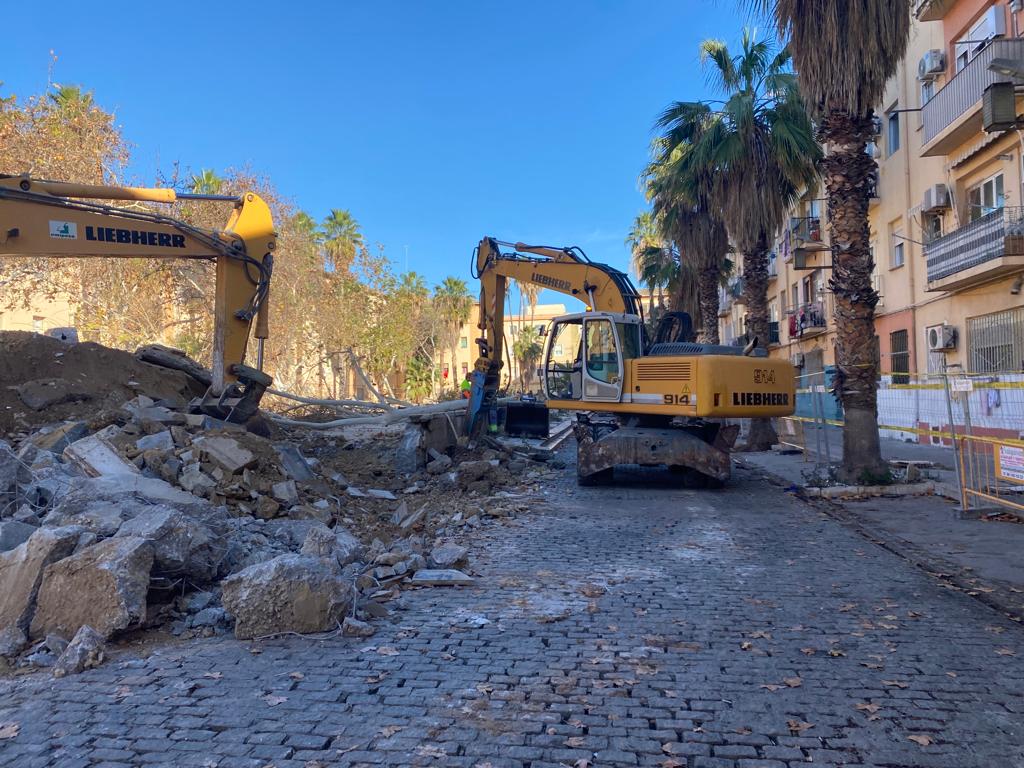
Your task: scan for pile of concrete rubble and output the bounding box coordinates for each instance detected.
[0,333,559,676]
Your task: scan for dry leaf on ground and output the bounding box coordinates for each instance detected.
[787,720,814,733]
[261,694,287,706]
[882,680,909,688]
[908,734,934,746]
[376,646,400,656]
[783,677,802,688]
[0,723,18,740]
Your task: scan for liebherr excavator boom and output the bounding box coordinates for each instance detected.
[0,175,276,423]
[470,236,796,485]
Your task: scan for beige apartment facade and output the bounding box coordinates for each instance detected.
[722,0,1024,390]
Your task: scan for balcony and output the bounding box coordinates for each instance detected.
[768,321,780,345]
[768,252,779,279]
[925,205,1024,291]
[790,216,826,249]
[788,302,828,338]
[921,39,1024,156]
[914,0,956,21]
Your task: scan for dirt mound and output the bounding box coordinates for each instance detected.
[0,332,204,436]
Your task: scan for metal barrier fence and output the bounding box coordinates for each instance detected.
[778,368,1024,516]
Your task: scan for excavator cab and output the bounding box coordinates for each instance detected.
[542,312,642,404]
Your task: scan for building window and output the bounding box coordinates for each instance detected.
[923,213,942,243]
[921,79,935,105]
[891,238,905,269]
[32,316,43,333]
[459,336,468,349]
[461,362,469,377]
[967,173,1004,222]
[968,307,1024,373]
[887,107,900,156]
[890,329,909,385]
[791,283,799,310]
[955,8,1005,72]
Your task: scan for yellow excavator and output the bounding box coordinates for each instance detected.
[469,237,796,485]
[0,175,275,423]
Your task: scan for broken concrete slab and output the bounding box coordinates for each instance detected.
[16,377,93,411]
[135,430,174,453]
[194,435,256,474]
[179,469,216,496]
[31,536,154,640]
[0,521,38,552]
[52,625,105,678]
[63,434,140,478]
[410,569,475,586]
[115,508,223,582]
[273,444,315,482]
[30,422,89,454]
[399,504,426,531]
[367,489,397,500]
[221,554,352,640]
[0,526,83,655]
[271,480,299,505]
[429,542,468,569]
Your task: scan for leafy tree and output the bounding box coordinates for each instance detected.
[657,30,819,448]
[750,0,910,480]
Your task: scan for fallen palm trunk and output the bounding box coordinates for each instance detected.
[264,389,391,411]
[268,398,471,429]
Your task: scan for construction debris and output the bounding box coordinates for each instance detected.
[0,331,558,669]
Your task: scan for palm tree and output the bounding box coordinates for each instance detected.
[627,212,665,317]
[644,155,730,344]
[512,325,544,392]
[657,30,819,449]
[49,84,93,110]
[321,209,363,271]
[750,0,909,481]
[433,276,473,391]
[190,169,223,195]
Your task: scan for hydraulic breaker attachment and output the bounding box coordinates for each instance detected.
[197,364,272,424]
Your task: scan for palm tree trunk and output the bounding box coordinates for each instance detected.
[741,233,776,450]
[697,266,720,344]
[820,111,886,482]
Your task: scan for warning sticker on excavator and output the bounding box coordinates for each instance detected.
[49,220,78,239]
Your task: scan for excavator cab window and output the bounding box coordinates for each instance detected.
[543,318,582,400]
[582,316,624,402]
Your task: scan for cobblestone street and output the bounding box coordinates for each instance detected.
[2,459,1022,768]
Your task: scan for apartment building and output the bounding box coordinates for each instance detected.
[722,0,1024,385]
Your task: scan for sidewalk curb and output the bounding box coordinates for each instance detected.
[803,481,935,499]
[738,459,1024,624]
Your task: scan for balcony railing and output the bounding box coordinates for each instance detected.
[788,302,827,337]
[790,216,823,245]
[914,0,955,21]
[921,39,1024,148]
[768,321,780,345]
[925,205,1024,282]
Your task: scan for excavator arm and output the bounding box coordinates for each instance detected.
[469,236,644,432]
[0,175,276,422]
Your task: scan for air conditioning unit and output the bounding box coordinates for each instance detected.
[922,183,951,212]
[926,323,957,352]
[983,81,1018,133]
[791,353,805,368]
[917,49,946,81]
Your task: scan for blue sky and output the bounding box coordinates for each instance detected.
[4,0,750,306]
